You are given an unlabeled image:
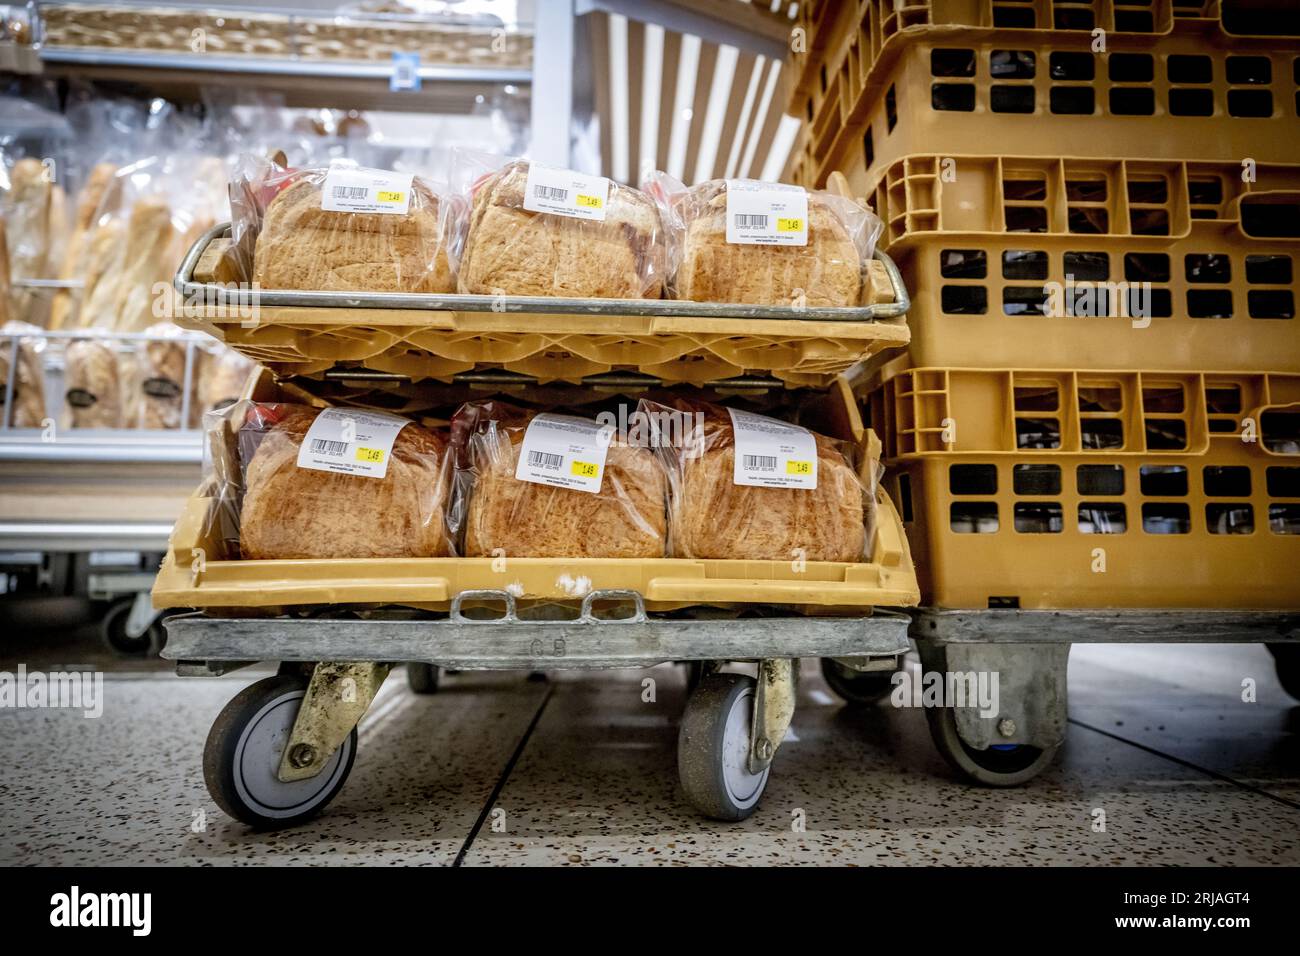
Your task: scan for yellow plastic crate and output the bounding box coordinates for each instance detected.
[152,371,920,614]
[786,1,1299,190]
[861,363,1300,609]
[173,227,911,389]
[861,154,1300,372]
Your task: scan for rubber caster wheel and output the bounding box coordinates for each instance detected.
[925,705,1058,787]
[820,657,900,705]
[203,674,356,829]
[100,599,164,657]
[406,662,441,694]
[1268,644,1300,702]
[678,673,770,821]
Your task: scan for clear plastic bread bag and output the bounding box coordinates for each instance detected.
[63,335,123,429]
[449,150,668,299]
[228,153,457,293]
[645,173,883,308]
[637,397,877,562]
[202,401,454,560]
[448,400,668,559]
[128,322,197,430]
[0,320,48,428]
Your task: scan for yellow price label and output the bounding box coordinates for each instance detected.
[571,460,599,478]
[377,190,405,203]
[776,217,804,233]
[576,194,603,209]
[356,447,385,464]
[786,460,813,475]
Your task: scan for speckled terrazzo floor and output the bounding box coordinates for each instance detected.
[0,638,1296,866]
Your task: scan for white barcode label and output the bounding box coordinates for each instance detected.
[515,413,614,494]
[725,179,809,247]
[296,407,410,480]
[727,407,818,489]
[321,165,415,215]
[522,163,611,222]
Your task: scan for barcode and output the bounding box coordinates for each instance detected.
[743,454,778,471]
[332,186,368,200]
[735,214,769,229]
[394,62,414,81]
[311,438,349,457]
[527,450,564,471]
[533,184,568,202]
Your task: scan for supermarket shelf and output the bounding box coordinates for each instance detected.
[0,432,203,464]
[0,521,176,552]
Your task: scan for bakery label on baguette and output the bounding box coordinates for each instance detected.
[726,407,818,490]
[515,413,615,494]
[296,407,411,480]
[320,164,415,215]
[724,180,809,247]
[522,163,612,222]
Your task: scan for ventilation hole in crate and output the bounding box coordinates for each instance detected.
[1110,87,1155,114]
[1127,178,1168,204]
[991,49,1036,78]
[1143,385,1185,413]
[1228,89,1273,116]
[941,285,988,313]
[1004,286,1050,315]
[1185,253,1232,282]
[1014,502,1063,533]
[897,473,914,522]
[1006,206,1049,232]
[1245,254,1292,283]
[992,3,1035,28]
[1241,200,1300,237]
[1051,86,1095,113]
[1051,52,1094,80]
[863,125,874,167]
[1207,386,1243,414]
[1269,504,1300,534]
[1015,385,1059,411]
[806,99,814,122]
[1016,417,1062,448]
[950,502,999,533]
[1268,466,1300,496]
[987,596,1020,608]
[1146,419,1189,449]
[1079,386,1123,413]
[1248,289,1295,318]
[1187,289,1233,317]
[1124,252,1171,282]
[1002,250,1049,279]
[886,84,898,130]
[931,48,976,77]
[1222,1,1300,36]
[949,463,999,495]
[820,63,828,92]
[991,85,1036,112]
[1168,54,1212,83]
[1130,208,1170,234]
[1078,464,1125,495]
[1082,418,1125,449]
[1064,251,1110,280]
[1142,502,1191,534]
[1209,419,1238,433]
[1207,503,1255,534]
[941,249,988,278]
[1115,9,1155,30]
[1140,464,1188,495]
[1079,503,1127,534]
[1227,55,1272,84]
[1188,177,1224,205]
[1005,177,1048,201]
[1066,178,1107,202]
[1170,88,1215,115]
[1055,8,1095,29]
[1204,465,1252,496]
[1013,463,1061,495]
[1147,288,1173,316]
[931,83,976,111]
[1262,411,1300,454]
[1069,207,1109,233]
[1109,53,1154,82]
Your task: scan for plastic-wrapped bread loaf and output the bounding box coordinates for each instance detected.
[133,322,189,429]
[196,346,255,424]
[650,176,882,308]
[452,401,667,558]
[64,337,122,428]
[112,197,179,333]
[5,158,54,326]
[49,162,119,330]
[456,159,666,299]
[644,398,870,562]
[0,321,48,428]
[250,169,454,293]
[235,403,452,559]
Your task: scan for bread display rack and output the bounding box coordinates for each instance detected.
[154,199,921,826]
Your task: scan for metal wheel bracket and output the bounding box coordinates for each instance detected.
[918,642,1069,752]
[125,591,163,640]
[748,658,797,775]
[829,653,901,673]
[277,662,390,783]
